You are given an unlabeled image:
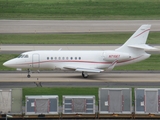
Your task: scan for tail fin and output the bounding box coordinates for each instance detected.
[116,24,151,52]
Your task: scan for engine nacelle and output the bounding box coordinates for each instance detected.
[103,51,131,62]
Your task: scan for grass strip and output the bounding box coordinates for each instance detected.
[114,54,160,71]
[0,32,160,44]
[0,0,160,20]
[1,54,160,71]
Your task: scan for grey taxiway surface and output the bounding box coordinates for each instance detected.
[0,45,119,54]
[1,45,160,54]
[0,20,160,33]
[0,72,160,88]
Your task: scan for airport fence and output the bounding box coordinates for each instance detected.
[0,88,160,119]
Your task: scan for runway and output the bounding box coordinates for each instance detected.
[0,20,160,33]
[0,72,160,88]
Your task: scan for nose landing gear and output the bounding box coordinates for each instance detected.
[27,69,31,78]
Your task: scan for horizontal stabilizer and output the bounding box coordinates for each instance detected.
[128,44,158,51]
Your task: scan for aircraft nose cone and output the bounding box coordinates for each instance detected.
[3,61,9,67]
[3,60,15,67]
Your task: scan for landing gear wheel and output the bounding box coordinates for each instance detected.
[82,72,88,78]
[27,74,31,78]
[27,69,31,78]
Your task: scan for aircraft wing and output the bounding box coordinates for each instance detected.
[64,66,104,73]
[76,68,104,72]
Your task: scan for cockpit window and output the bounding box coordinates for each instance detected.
[17,54,23,58]
[24,55,29,58]
[17,54,29,58]
[21,55,25,58]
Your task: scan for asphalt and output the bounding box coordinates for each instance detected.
[0,72,160,88]
[0,20,160,33]
[0,45,159,54]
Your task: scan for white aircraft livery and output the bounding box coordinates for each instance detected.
[3,25,157,78]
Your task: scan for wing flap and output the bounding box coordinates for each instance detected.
[63,66,76,70]
[76,68,104,73]
[64,66,104,73]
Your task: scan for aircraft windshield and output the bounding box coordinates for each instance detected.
[17,54,29,58]
[17,54,23,58]
[21,55,25,58]
[24,55,29,58]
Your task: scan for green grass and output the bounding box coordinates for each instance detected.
[23,87,98,105]
[1,54,160,71]
[114,55,160,71]
[0,32,160,44]
[0,0,160,20]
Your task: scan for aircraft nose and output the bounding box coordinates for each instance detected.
[3,61,10,67]
[3,60,15,67]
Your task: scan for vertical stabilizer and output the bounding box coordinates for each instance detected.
[116,25,151,52]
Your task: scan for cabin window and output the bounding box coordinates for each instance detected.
[70,57,73,60]
[55,57,57,60]
[75,57,77,60]
[51,57,53,60]
[59,57,61,60]
[66,57,68,60]
[79,57,81,60]
[47,57,49,60]
[62,57,65,60]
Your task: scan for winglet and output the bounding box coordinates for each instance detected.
[107,60,118,71]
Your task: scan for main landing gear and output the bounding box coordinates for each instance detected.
[27,69,31,78]
[82,71,88,78]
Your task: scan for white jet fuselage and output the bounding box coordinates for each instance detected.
[4,50,150,70]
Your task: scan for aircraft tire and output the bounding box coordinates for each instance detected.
[27,75,31,78]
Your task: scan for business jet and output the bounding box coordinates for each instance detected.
[3,25,157,78]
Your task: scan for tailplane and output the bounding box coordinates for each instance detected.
[115,25,156,53]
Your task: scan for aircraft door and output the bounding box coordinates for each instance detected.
[32,53,40,68]
[102,52,106,60]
